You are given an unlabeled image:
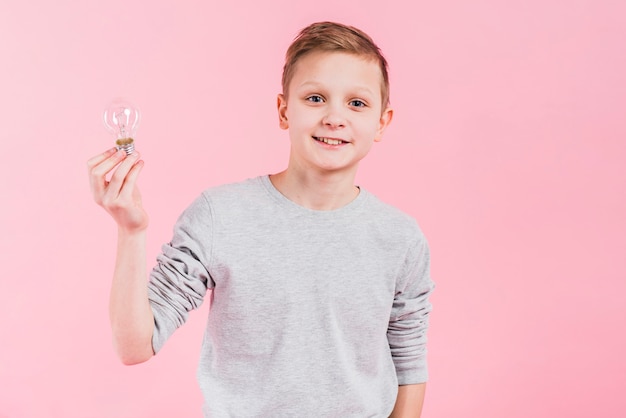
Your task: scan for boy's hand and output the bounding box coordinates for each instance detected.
[88,148,149,233]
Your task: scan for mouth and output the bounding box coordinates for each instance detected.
[313,136,347,146]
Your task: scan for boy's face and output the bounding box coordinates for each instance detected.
[277,51,393,176]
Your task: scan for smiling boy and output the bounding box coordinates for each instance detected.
[88,22,434,417]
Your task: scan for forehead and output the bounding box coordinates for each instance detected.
[289,51,383,95]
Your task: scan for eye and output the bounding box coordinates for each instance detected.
[306,95,324,103]
[349,99,366,108]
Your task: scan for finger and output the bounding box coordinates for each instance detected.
[89,150,127,197]
[119,159,145,200]
[106,152,141,199]
[89,149,126,185]
[87,147,118,171]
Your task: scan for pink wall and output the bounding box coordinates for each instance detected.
[1,0,624,417]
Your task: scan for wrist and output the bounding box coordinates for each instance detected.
[117,225,148,239]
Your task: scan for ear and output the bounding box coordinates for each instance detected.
[277,94,289,130]
[374,106,393,142]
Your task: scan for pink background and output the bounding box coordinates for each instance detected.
[1,0,625,417]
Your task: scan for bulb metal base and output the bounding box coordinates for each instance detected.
[116,138,135,155]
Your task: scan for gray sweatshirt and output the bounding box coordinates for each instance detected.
[148,176,434,417]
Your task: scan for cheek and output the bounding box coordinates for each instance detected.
[356,118,382,135]
[289,110,320,130]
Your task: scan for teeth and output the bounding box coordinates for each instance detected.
[316,137,343,145]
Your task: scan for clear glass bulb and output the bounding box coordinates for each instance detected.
[103,99,141,155]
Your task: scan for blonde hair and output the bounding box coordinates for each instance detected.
[282,21,390,107]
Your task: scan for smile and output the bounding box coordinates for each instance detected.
[313,136,346,145]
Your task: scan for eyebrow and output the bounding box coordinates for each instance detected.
[297,81,376,98]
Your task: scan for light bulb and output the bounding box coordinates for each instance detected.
[103,99,141,155]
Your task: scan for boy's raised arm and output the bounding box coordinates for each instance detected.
[87,148,154,364]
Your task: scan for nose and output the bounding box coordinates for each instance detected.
[322,104,346,129]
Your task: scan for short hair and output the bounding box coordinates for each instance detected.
[281,21,390,108]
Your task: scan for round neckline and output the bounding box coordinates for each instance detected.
[259,175,368,216]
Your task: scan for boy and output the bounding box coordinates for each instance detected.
[88,21,433,417]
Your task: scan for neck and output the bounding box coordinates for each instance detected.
[269,167,359,211]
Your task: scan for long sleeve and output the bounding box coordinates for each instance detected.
[148,193,215,353]
[387,234,434,385]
